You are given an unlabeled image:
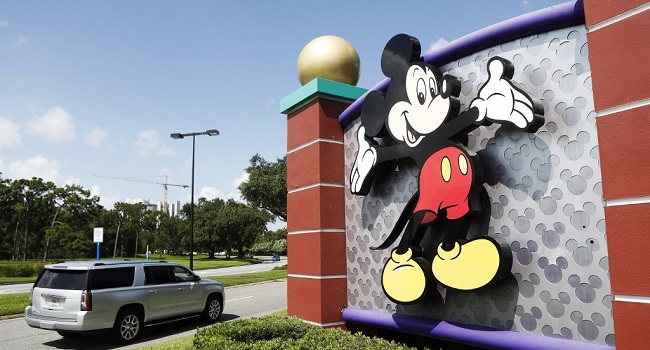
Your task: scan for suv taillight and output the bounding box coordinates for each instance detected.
[28,287,34,306]
[80,290,92,311]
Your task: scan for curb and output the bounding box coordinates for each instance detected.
[224,278,287,289]
[0,314,23,321]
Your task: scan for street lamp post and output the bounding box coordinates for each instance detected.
[170,129,219,270]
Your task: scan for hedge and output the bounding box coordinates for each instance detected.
[194,314,419,350]
[250,239,287,255]
[0,262,44,278]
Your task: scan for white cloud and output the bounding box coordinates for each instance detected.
[200,186,221,200]
[8,156,60,182]
[63,176,81,186]
[0,21,8,28]
[192,172,249,203]
[134,129,176,158]
[264,98,275,109]
[227,172,249,201]
[15,36,29,47]
[91,184,121,209]
[522,1,530,6]
[0,116,22,155]
[427,37,449,53]
[25,107,76,142]
[85,127,111,148]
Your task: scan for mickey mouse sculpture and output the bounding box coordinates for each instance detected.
[350,34,544,304]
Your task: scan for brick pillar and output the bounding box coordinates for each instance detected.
[280,78,366,327]
[583,2,650,349]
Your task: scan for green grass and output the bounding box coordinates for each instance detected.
[0,292,29,317]
[0,268,287,317]
[134,254,261,270]
[138,336,194,350]
[207,269,287,287]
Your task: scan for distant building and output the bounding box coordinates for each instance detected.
[125,198,182,217]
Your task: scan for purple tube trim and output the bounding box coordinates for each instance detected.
[342,308,613,350]
[338,0,585,128]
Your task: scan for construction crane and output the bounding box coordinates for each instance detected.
[94,174,188,215]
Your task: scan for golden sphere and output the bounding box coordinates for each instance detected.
[297,35,360,86]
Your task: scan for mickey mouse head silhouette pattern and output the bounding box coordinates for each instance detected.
[349,34,544,303]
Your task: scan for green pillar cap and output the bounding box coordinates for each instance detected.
[280,78,367,115]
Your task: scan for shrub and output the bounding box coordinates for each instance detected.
[194,315,418,350]
[0,262,44,277]
[250,239,287,256]
[271,239,286,255]
[297,327,418,350]
[250,242,272,255]
[194,315,312,350]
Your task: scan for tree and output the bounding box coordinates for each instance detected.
[190,197,270,259]
[251,227,287,255]
[43,184,101,261]
[134,209,159,258]
[217,200,269,258]
[238,154,287,222]
[157,214,184,256]
[0,175,101,260]
[0,174,21,260]
[193,198,226,258]
[111,202,149,258]
[11,178,56,261]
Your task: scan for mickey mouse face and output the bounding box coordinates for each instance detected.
[568,274,602,303]
[538,256,569,284]
[515,305,543,332]
[570,310,607,342]
[372,290,385,309]
[566,238,600,267]
[540,290,571,318]
[387,64,454,147]
[469,300,492,324]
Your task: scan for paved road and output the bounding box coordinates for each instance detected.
[0,256,287,295]
[0,279,287,350]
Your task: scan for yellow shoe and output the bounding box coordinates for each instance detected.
[382,248,427,303]
[432,238,502,290]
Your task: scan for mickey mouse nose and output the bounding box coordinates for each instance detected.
[441,75,460,98]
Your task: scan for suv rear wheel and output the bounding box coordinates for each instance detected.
[113,308,142,343]
[202,294,222,323]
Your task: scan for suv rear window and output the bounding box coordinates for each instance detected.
[90,267,135,290]
[36,269,88,290]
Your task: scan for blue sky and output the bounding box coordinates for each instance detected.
[0,1,566,222]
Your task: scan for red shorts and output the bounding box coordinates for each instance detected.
[414,146,473,224]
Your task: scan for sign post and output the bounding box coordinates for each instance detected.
[93,227,104,260]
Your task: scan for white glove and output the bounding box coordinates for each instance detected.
[350,126,377,194]
[471,58,535,129]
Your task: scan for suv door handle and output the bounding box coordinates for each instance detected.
[149,290,157,294]
[177,288,184,291]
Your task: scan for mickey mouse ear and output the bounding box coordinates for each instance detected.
[381,34,421,78]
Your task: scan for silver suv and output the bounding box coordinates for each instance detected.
[25,260,225,343]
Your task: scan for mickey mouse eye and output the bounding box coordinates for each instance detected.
[416,78,426,105]
[429,77,437,97]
